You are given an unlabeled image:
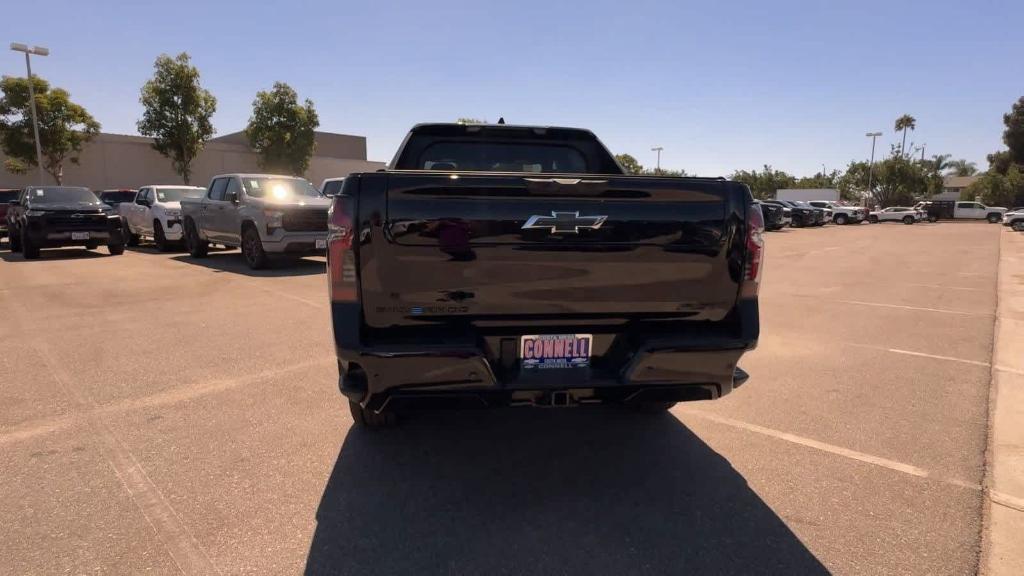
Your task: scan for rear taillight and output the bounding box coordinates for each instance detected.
[741,203,765,298]
[327,195,357,302]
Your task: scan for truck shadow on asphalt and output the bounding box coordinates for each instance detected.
[169,252,325,277]
[0,247,108,262]
[305,408,828,576]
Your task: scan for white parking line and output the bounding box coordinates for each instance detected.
[835,300,989,316]
[681,410,980,491]
[885,348,992,367]
[903,283,987,292]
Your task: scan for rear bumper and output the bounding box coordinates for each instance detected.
[334,301,759,409]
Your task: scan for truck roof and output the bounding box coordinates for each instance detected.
[408,122,599,137]
[212,173,308,180]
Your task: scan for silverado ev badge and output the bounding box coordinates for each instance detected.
[521,211,607,234]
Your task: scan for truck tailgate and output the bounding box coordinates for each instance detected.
[359,173,745,329]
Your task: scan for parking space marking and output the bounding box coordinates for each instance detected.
[681,410,981,491]
[834,299,990,316]
[884,348,992,367]
[903,282,987,292]
[991,491,1024,513]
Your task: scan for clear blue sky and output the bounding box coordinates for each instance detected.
[3,0,1022,177]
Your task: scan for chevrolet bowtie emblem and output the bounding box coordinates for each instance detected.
[521,211,607,234]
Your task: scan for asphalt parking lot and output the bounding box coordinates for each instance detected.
[0,221,1004,575]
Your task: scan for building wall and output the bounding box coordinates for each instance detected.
[0,132,385,190]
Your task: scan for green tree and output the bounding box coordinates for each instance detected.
[988,150,1012,175]
[836,160,872,202]
[614,153,643,174]
[0,76,100,184]
[894,114,916,157]
[245,82,320,175]
[1002,96,1024,165]
[872,154,926,207]
[793,169,840,189]
[965,167,1024,207]
[945,159,977,176]
[136,53,217,185]
[730,165,796,199]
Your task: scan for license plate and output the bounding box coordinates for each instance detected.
[71,232,90,240]
[315,238,327,249]
[520,334,592,369]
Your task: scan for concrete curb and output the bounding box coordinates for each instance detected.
[982,229,1024,575]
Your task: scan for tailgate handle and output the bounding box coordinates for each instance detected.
[524,178,609,196]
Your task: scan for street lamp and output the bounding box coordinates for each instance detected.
[10,42,49,184]
[865,132,882,206]
[651,146,663,174]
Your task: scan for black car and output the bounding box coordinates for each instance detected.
[755,200,790,230]
[764,199,821,227]
[6,186,125,259]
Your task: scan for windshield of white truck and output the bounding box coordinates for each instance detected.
[242,177,321,200]
[156,188,206,202]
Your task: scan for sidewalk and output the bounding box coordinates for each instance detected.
[984,228,1024,575]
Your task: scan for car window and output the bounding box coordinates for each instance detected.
[225,177,242,199]
[136,189,148,204]
[208,178,228,201]
[956,202,973,209]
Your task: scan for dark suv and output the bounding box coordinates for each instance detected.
[0,188,19,241]
[6,186,125,259]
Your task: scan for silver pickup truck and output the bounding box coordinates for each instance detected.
[180,173,330,269]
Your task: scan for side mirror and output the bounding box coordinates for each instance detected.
[226,191,239,203]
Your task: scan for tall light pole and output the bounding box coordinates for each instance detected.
[651,146,663,174]
[9,42,49,184]
[866,132,882,206]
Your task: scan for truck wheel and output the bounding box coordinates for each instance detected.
[868,215,879,224]
[21,228,39,259]
[987,213,1002,223]
[348,400,397,428]
[903,216,914,225]
[184,219,208,258]
[241,225,269,270]
[928,215,938,223]
[153,221,170,252]
[1012,221,1024,231]
[834,214,848,225]
[124,225,140,247]
[107,241,125,255]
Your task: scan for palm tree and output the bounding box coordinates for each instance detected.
[929,154,953,173]
[946,159,978,176]
[894,114,916,157]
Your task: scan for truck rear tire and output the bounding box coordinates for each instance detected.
[107,242,125,255]
[1012,221,1024,231]
[903,216,914,225]
[834,214,848,225]
[241,225,269,270]
[348,400,397,428]
[988,213,1002,223]
[184,219,208,258]
[21,228,39,259]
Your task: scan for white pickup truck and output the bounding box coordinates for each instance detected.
[120,185,207,251]
[808,201,867,225]
[952,201,1007,223]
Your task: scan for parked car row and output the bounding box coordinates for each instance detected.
[2,174,337,266]
[755,199,869,229]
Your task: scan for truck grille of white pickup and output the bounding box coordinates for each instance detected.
[283,209,328,232]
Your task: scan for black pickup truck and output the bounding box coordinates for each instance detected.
[6,186,125,259]
[327,123,762,426]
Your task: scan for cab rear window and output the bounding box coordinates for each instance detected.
[416,142,588,173]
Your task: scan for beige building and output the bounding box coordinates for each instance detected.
[932,175,981,201]
[0,130,386,190]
